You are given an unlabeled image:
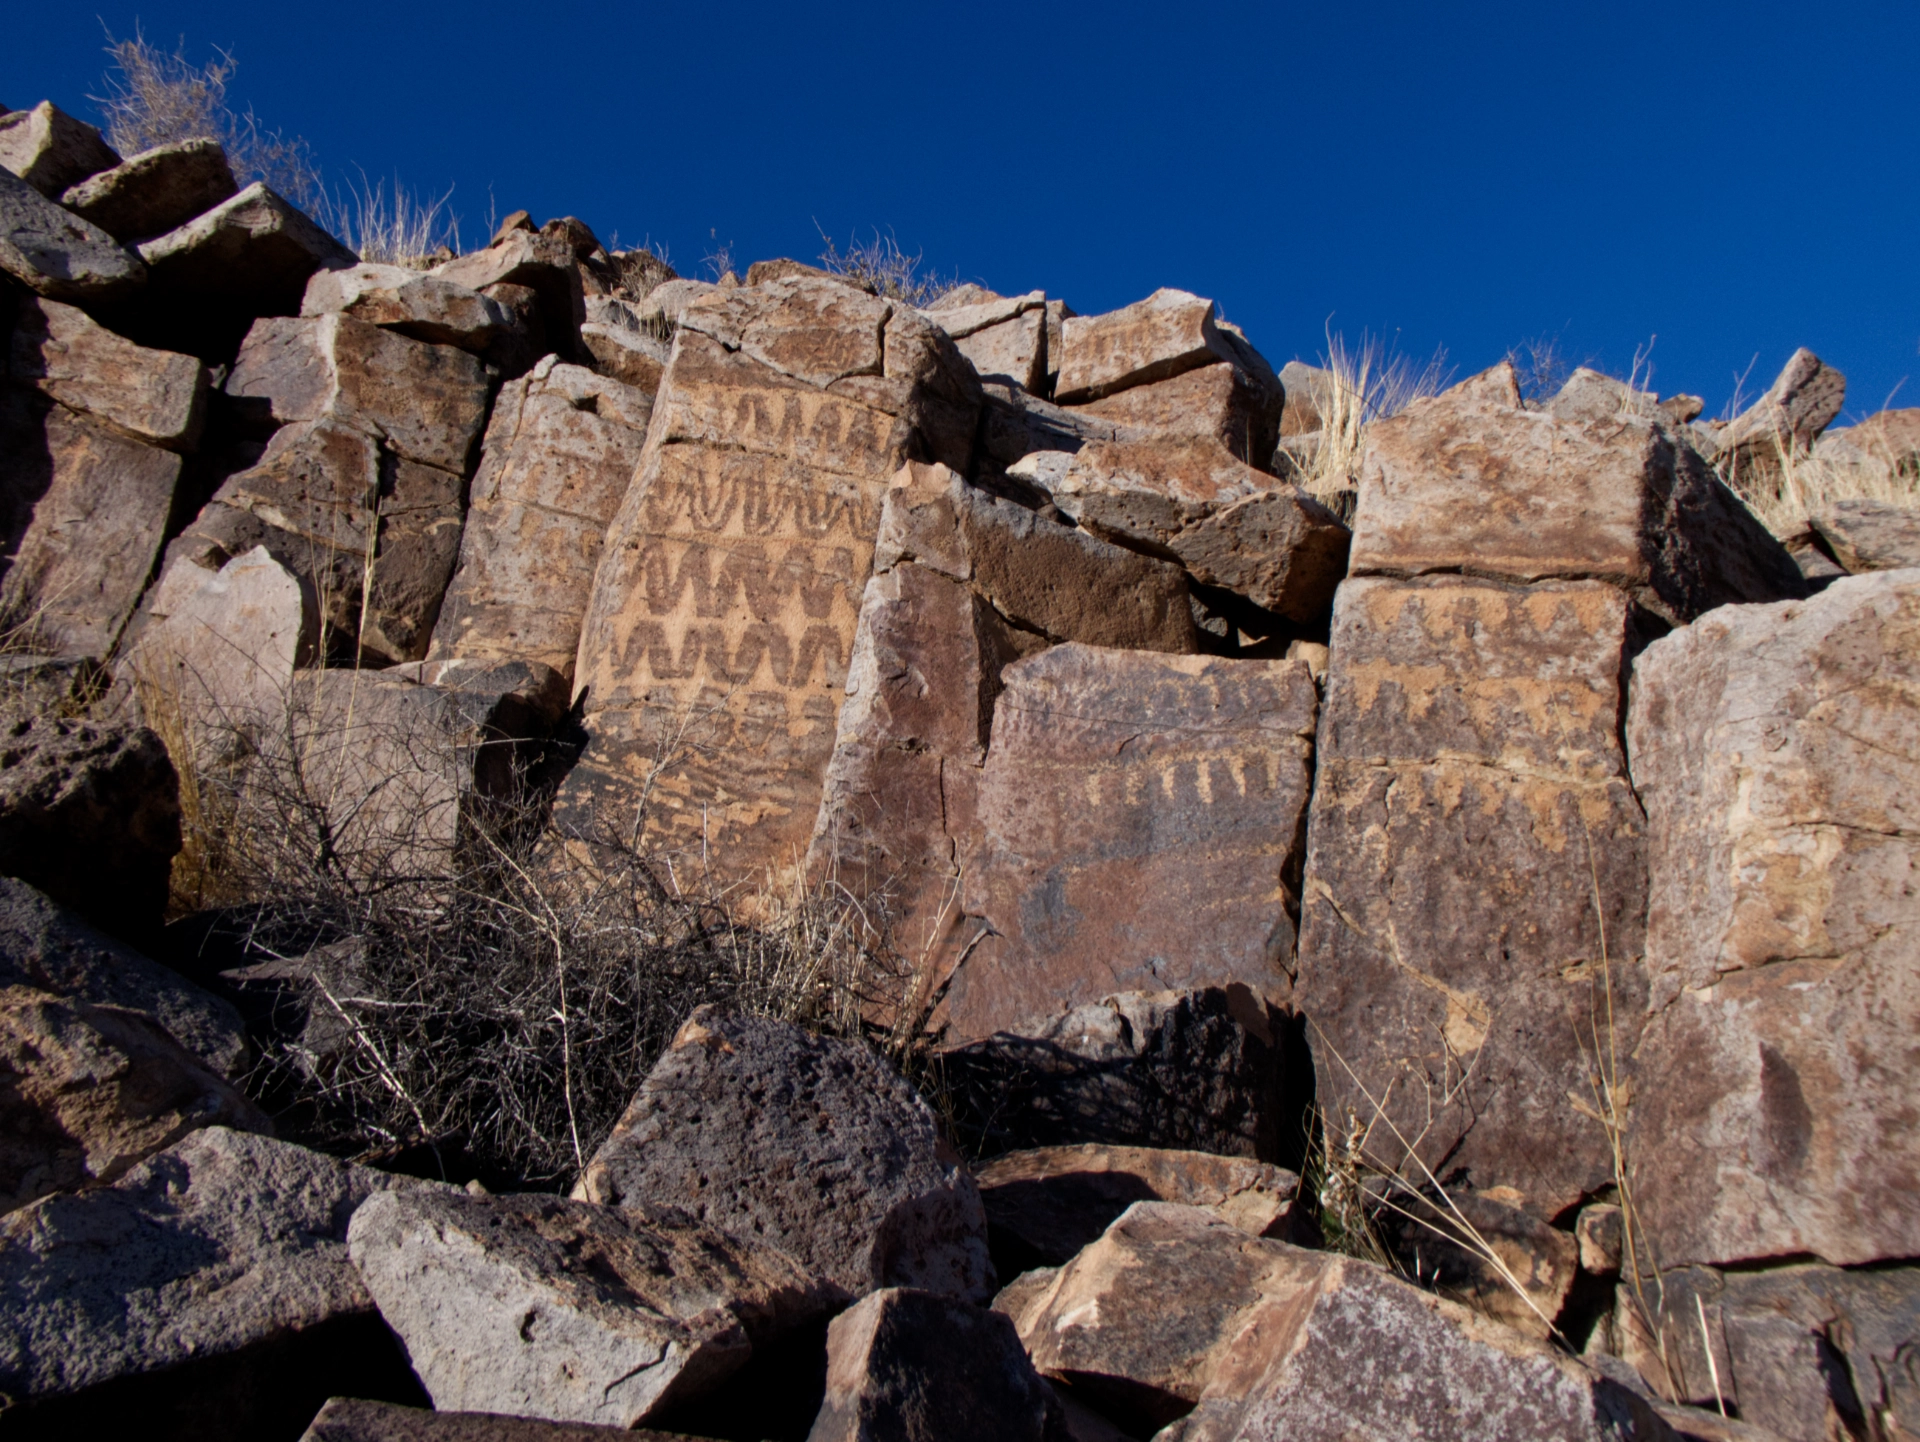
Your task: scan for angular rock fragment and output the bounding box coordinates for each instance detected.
[433,228,586,361]
[1809,496,1920,572]
[58,138,238,243]
[0,877,247,1076]
[1709,347,1848,481]
[976,1143,1300,1271]
[1293,576,1650,1220]
[1374,1185,1579,1340]
[1816,406,1920,483]
[576,1006,994,1303]
[1625,570,1920,1268]
[300,1398,698,1440]
[0,1128,428,1438]
[926,290,1049,392]
[1072,360,1285,468]
[579,317,669,392]
[9,295,207,449]
[0,102,119,197]
[0,165,146,302]
[302,262,514,353]
[558,277,980,886]
[810,1287,1068,1442]
[1350,362,1806,622]
[1278,360,1332,436]
[430,359,653,680]
[347,1187,839,1428]
[225,313,490,473]
[943,644,1315,1045]
[1546,365,1661,424]
[0,984,269,1212]
[1015,437,1349,621]
[1054,289,1241,405]
[137,182,356,311]
[0,714,179,934]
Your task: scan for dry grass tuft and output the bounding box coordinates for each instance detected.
[1290,328,1451,505]
[1718,427,1920,538]
[815,225,956,307]
[326,172,462,266]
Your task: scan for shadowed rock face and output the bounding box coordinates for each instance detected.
[1626,570,1920,1270]
[299,1398,700,1441]
[0,103,119,199]
[59,139,238,245]
[1293,575,1649,1221]
[576,1006,995,1305]
[1810,496,1920,572]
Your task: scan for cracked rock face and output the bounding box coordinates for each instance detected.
[1626,569,1920,1269]
[1292,575,1649,1220]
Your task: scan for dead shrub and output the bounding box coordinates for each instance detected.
[815,225,957,307]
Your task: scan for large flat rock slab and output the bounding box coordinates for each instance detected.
[1054,289,1238,405]
[1625,570,1920,1268]
[136,182,356,312]
[59,138,238,245]
[9,296,207,450]
[0,166,145,302]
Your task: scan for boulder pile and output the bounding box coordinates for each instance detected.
[1,97,1915,1441]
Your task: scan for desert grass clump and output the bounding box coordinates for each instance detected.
[1718,426,1920,539]
[816,226,956,307]
[1289,328,1452,506]
[326,172,462,266]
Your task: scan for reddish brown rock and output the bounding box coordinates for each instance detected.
[1293,576,1649,1221]
[136,183,356,311]
[976,1143,1300,1271]
[429,359,653,681]
[58,138,237,244]
[301,263,513,354]
[1278,360,1332,437]
[1809,496,1920,573]
[1710,347,1848,485]
[943,644,1316,1045]
[9,295,207,450]
[0,102,118,198]
[557,277,979,889]
[810,1287,1068,1442]
[1349,362,1806,623]
[433,228,587,362]
[1016,436,1349,621]
[0,984,269,1213]
[1625,571,1920,1269]
[579,318,669,393]
[1054,289,1240,405]
[1072,360,1284,468]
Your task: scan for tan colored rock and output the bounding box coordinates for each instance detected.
[1711,347,1848,479]
[1625,571,1920,1269]
[1376,1186,1578,1340]
[429,359,653,681]
[157,416,463,663]
[0,984,269,1213]
[226,313,490,473]
[1809,496,1920,572]
[302,262,513,353]
[433,229,586,361]
[1293,576,1649,1220]
[580,318,669,392]
[301,1398,699,1440]
[976,1144,1300,1270]
[347,1187,839,1428]
[1817,406,1920,479]
[1015,437,1349,621]
[557,277,979,888]
[58,138,237,243]
[942,644,1315,1045]
[1074,360,1284,467]
[0,166,145,302]
[812,1287,1068,1442]
[9,296,207,449]
[137,182,356,310]
[1054,289,1239,405]
[926,290,1049,392]
[1278,360,1331,436]
[1351,362,1807,622]
[0,102,118,198]
[0,390,181,655]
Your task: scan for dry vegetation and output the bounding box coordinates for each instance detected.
[1288,329,1452,508]
[816,226,957,307]
[1718,427,1920,538]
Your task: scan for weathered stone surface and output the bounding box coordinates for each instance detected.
[347,1187,839,1428]
[810,1287,1067,1442]
[937,987,1302,1163]
[926,290,1049,392]
[1809,497,1920,572]
[1161,1250,1668,1442]
[0,983,269,1212]
[301,1398,699,1441]
[559,277,980,887]
[0,165,146,302]
[302,263,512,353]
[430,358,653,681]
[158,415,464,664]
[942,644,1314,1045]
[1054,289,1239,405]
[576,1006,994,1304]
[1611,1262,1918,1437]
[433,229,586,361]
[0,1128,427,1436]
[1349,362,1807,623]
[927,283,1003,309]
[0,390,182,654]
[976,1144,1300,1271]
[1817,406,1920,481]
[579,318,669,393]
[1547,366,1660,425]
[1710,347,1848,479]
[0,877,246,1077]
[58,138,237,244]
[639,277,718,329]
[1375,1185,1579,1340]
[1278,360,1331,437]
[1293,576,1649,1220]
[1576,1202,1624,1274]
[9,295,207,449]
[1625,571,1920,1268]
[0,714,179,934]
[226,313,490,473]
[0,103,118,198]
[1016,437,1349,621]
[137,183,356,310]
[1073,361,1284,468]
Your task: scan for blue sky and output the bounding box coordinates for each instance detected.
[9,1,1917,419]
